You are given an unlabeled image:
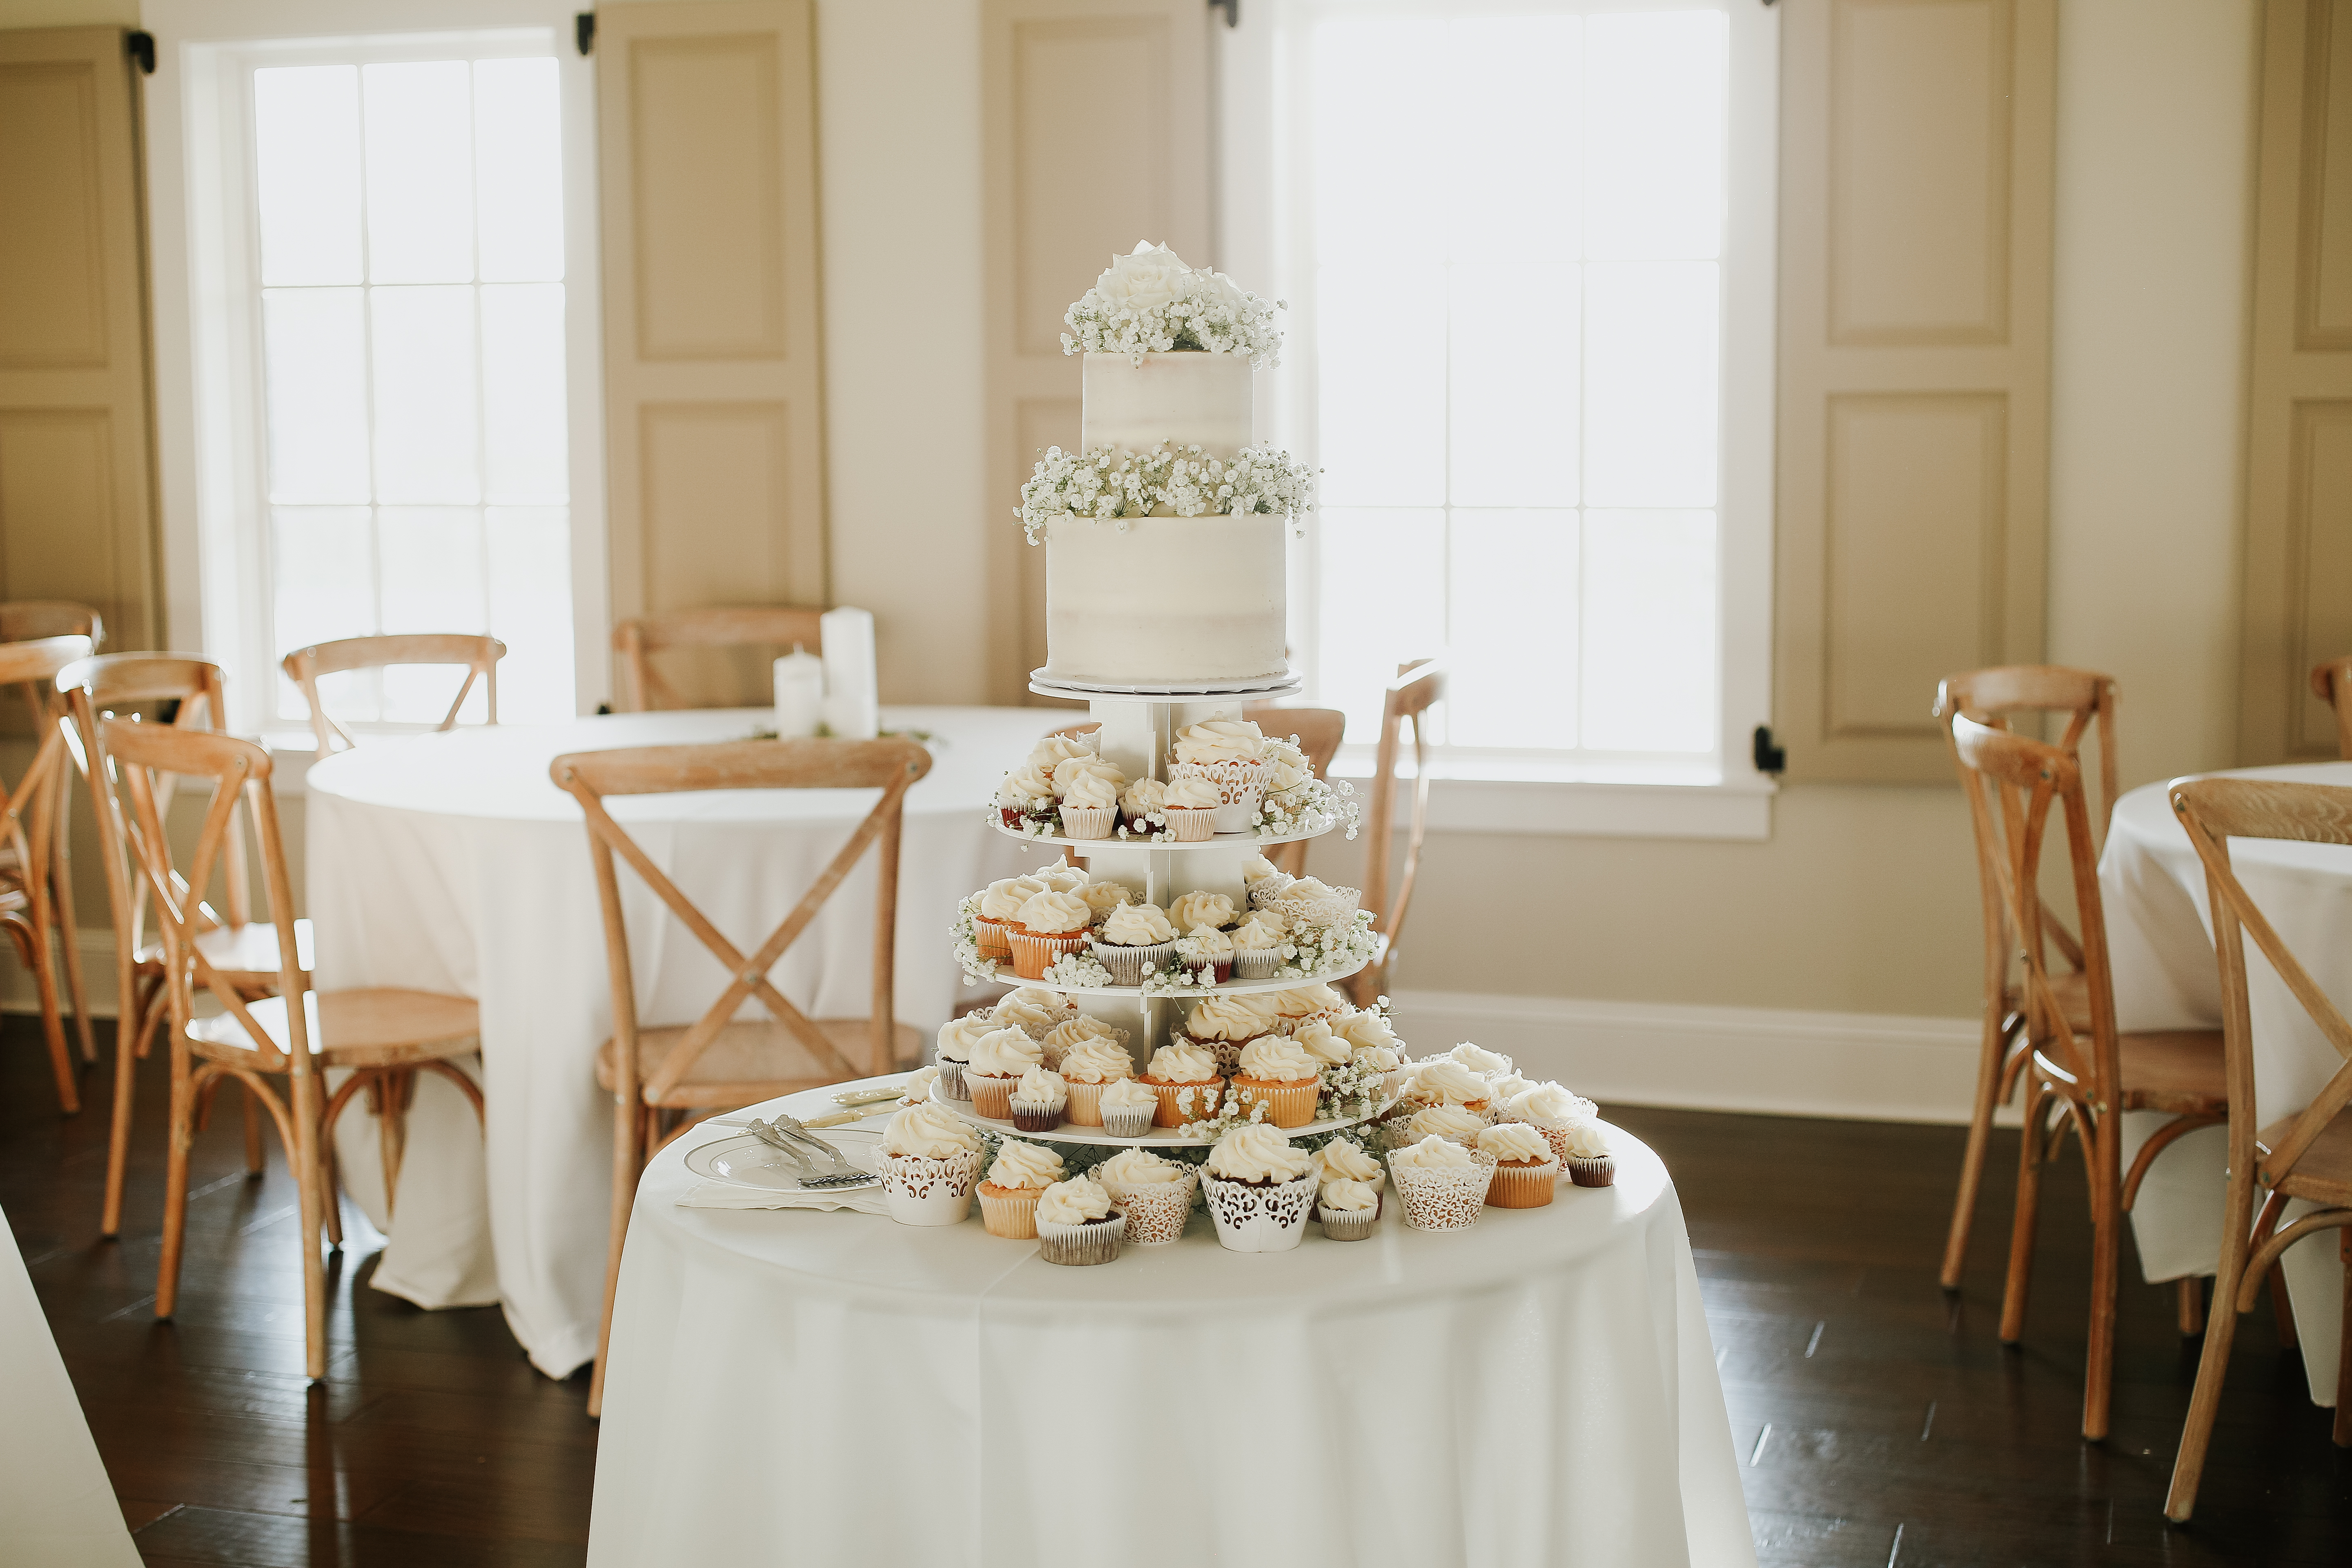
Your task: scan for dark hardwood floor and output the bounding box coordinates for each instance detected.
[4,1019,2346,1565]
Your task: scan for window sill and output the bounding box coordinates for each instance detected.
[1324,768,1777,841]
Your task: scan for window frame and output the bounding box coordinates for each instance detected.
[1234,0,1778,838]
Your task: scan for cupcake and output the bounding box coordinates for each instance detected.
[1478,1122,1560,1207]
[1118,777,1168,836]
[1176,923,1236,983]
[1033,1174,1126,1265]
[1243,853,1294,908]
[1445,1041,1515,1078]
[1167,718,1269,833]
[1142,1041,1225,1127]
[898,1065,940,1106]
[1056,1036,1136,1126]
[1090,900,1176,985]
[1405,1058,1492,1115]
[994,762,1056,828]
[1098,1077,1158,1138]
[1029,860,1091,893]
[1332,1008,1402,1056]
[1230,1034,1322,1129]
[877,1102,985,1226]
[1076,879,1133,925]
[1167,890,1238,936]
[1409,1103,1489,1148]
[1161,773,1223,841]
[1485,1071,1538,1108]
[1229,912,1288,980]
[1009,1065,1068,1133]
[1096,1147,1196,1245]
[1289,1019,1353,1070]
[1268,876,1362,928]
[1055,759,1125,841]
[1317,1178,1382,1241]
[1040,1013,1121,1069]
[1180,992,1277,1074]
[1261,738,1312,807]
[978,1138,1065,1238]
[1560,1119,1615,1187]
[1269,984,1349,1025]
[1386,1135,1498,1232]
[993,987,1079,1037]
[1198,1124,1317,1253]
[1007,887,1093,980]
[1309,1136,1384,1193]
[934,1013,994,1100]
[965,1027,1042,1119]
[973,876,1040,959]
[1030,732,1097,770]
[1497,1082,1601,1166]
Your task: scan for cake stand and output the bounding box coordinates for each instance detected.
[940,1097,1381,1150]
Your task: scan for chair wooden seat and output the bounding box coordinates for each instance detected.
[135,917,316,982]
[2256,1111,2352,1207]
[595,1017,923,1108]
[2117,1030,2229,1112]
[187,989,481,1070]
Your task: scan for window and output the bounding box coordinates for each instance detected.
[1268,0,1775,804]
[155,9,602,736]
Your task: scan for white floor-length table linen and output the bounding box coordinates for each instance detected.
[301,706,1048,1376]
[2101,762,2352,1407]
[586,1084,1755,1568]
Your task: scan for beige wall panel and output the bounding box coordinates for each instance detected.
[2300,0,2352,347]
[0,62,106,368]
[2292,399,2352,750]
[1824,394,2006,737]
[1829,0,2012,346]
[637,400,798,702]
[629,35,789,361]
[0,408,117,604]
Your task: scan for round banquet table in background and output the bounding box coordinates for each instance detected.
[584,1081,1756,1568]
[2101,761,2352,1408]
[302,706,1050,1376]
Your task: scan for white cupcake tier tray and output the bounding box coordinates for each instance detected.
[990,815,1339,851]
[973,956,1366,1001]
[943,1095,1383,1150]
[1027,670,1302,701]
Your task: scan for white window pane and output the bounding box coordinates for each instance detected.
[481,284,569,504]
[1448,510,1576,749]
[1449,264,1578,507]
[377,507,487,723]
[271,506,374,720]
[474,58,565,283]
[1583,11,1726,261]
[488,505,575,721]
[1443,17,1579,258]
[371,285,481,503]
[1316,508,1446,743]
[1318,265,1447,507]
[363,61,475,283]
[253,66,362,286]
[1583,262,1718,508]
[262,288,371,503]
[1581,509,1715,753]
[1312,19,1446,264]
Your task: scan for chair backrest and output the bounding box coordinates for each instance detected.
[612,606,826,713]
[2309,657,2352,760]
[95,719,309,1076]
[1245,704,1345,781]
[281,633,506,753]
[550,736,932,1102]
[1947,712,2121,1108]
[0,635,94,894]
[2170,778,2352,1199]
[1362,660,1445,959]
[0,604,102,727]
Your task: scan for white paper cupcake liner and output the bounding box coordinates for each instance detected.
[1567,1154,1616,1188]
[935,1059,971,1100]
[1269,886,1362,928]
[1036,1212,1126,1265]
[1168,758,1270,834]
[1164,806,1217,842]
[1107,1176,1196,1245]
[1100,1104,1154,1138]
[1387,1150,1499,1231]
[1318,1195,1381,1241]
[1059,805,1116,840]
[881,1148,983,1227]
[1009,929,1089,980]
[1089,937,1174,986]
[1232,948,1283,980]
[1198,1169,1318,1253]
[1245,873,1296,910]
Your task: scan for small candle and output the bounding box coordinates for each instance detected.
[819,606,879,739]
[773,646,824,738]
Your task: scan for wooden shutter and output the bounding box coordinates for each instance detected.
[980,0,1211,705]
[2241,0,2352,762]
[0,27,160,655]
[595,0,826,704]
[1772,0,2057,781]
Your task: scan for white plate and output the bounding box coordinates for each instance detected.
[1027,669,1303,700]
[685,1127,885,1193]
[941,1096,1384,1150]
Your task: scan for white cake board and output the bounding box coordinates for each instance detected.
[943,1095,1384,1150]
[1028,670,1302,702]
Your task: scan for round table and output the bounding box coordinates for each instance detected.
[2102,761,2352,1407]
[584,1081,1755,1568]
[302,706,1051,1376]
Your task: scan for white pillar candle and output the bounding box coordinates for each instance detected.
[818,606,879,739]
[772,646,824,738]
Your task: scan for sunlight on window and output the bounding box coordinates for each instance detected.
[252,55,572,725]
[1306,8,1728,764]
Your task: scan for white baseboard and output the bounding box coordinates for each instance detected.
[1388,988,2009,1127]
[1,929,122,1019]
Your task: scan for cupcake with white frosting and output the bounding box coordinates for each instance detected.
[965,1027,1042,1120]
[1402,1058,1492,1115]
[1076,879,1132,925]
[1409,1103,1489,1149]
[1267,875,1362,928]
[1198,1124,1318,1253]
[1030,732,1097,770]
[1242,852,1294,908]
[1261,737,1313,808]
[1142,1040,1225,1127]
[1180,992,1277,1076]
[1118,777,1169,836]
[1033,1174,1126,1265]
[1228,911,1287,980]
[1231,1034,1322,1129]
[1269,984,1349,1024]
[898,1065,940,1106]
[1167,890,1238,936]
[1289,1019,1352,1070]
[1310,1136,1384,1192]
[1039,1013,1120,1069]
[1177,922,1237,983]
[995,761,1056,828]
[1056,1036,1137,1127]
[1386,1134,1498,1232]
[1029,860,1091,894]
[1055,758,1125,840]
[1478,1122,1559,1208]
[1443,1041,1515,1078]
[978,1138,1065,1238]
[1317,1178,1381,1242]
[934,1013,995,1100]
[1096,1147,1196,1245]
[1167,718,1269,832]
[1008,887,1093,980]
[973,876,1040,959]
[1497,1081,1601,1166]
[1089,900,1176,986]
[1097,1076,1158,1139]
[1160,774,1223,841]
[1009,1065,1068,1134]
[1560,1119,1615,1187]
[993,987,1078,1038]
[877,1101,985,1226]
[1485,1071,1538,1108]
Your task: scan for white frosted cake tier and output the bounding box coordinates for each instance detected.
[1042,513,1287,686]
[1081,350,1253,457]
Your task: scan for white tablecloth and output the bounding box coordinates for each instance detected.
[0,1207,142,1568]
[585,1084,1755,1568]
[302,707,1048,1376]
[2103,762,2352,1406]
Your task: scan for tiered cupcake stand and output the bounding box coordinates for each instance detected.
[943,671,1376,1152]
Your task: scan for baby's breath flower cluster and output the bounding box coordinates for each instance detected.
[1018,443,1317,546]
[1278,910,1379,980]
[1040,951,1116,989]
[1315,1057,1387,1123]
[950,896,1005,988]
[1062,260,1283,367]
[1253,777,1361,842]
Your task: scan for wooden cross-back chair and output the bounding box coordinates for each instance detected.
[1933,666,2120,1290]
[2165,778,2352,1516]
[282,633,506,753]
[553,735,932,1414]
[58,654,315,1237]
[1949,713,2236,1441]
[98,719,482,1381]
[612,606,826,713]
[0,634,96,1115]
[1349,659,1444,1006]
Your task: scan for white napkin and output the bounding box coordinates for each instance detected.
[675,1180,890,1216]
